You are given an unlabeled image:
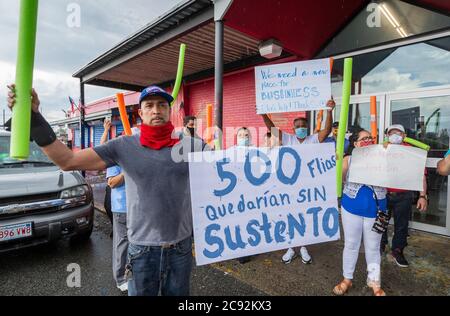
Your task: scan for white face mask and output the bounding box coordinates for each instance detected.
[389,134,403,144]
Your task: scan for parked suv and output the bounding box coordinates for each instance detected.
[0,130,94,252]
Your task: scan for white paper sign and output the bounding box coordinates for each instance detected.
[255,58,331,114]
[348,145,427,191]
[188,144,340,266]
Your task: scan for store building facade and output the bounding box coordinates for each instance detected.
[51,0,450,235]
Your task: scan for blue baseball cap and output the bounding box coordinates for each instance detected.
[139,86,174,105]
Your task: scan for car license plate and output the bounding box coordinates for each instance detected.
[0,223,33,242]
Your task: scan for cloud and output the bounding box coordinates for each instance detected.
[0,60,80,121]
[363,68,421,93]
[0,59,131,121]
[0,0,183,122]
[0,0,182,71]
[360,42,450,94]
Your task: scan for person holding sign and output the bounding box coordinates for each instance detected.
[263,131,273,148]
[234,127,256,264]
[261,99,336,147]
[6,85,206,296]
[333,128,387,296]
[236,127,253,147]
[260,98,336,265]
[324,121,350,152]
[380,124,428,268]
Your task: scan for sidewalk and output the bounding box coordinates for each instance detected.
[88,177,449,296]
[209,229,449,296]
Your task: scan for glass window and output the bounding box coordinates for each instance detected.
[415,168,447,228]
[391,95,450,229]
[331,36,450,97]
[391,95,450,158]
[0,136,52,165]
[319,0,450,58]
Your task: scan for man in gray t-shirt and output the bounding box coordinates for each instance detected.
[94,134,194,246]
[6,84,204,297]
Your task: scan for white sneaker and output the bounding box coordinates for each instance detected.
[281,248,297,264]
[300,247,312,264]
[117,283,128,292]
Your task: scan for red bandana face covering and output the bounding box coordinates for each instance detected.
[359,140,374,147]
[140,121,180,150]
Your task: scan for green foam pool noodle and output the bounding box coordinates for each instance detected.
[404,137,430,151]
[336,58,353,198]
[10,0,39,159]
[214,139,221,151]
[171,44,186,106]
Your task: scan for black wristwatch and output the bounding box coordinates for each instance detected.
[419,195,428,201]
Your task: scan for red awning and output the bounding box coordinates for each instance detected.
[224,0,368,59]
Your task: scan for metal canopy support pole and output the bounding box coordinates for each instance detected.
[213,0,233,149]
[214,19,224,148]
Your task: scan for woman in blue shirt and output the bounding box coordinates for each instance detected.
[333,128,387,296]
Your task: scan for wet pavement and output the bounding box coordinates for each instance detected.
[0,209,265,296]
[1,176,447,296]
[209,229,450,296]
[90,177,450,296]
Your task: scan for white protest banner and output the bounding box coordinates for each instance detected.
[348,144,427,191]
[188,144,340,266]
[255,58,331,115]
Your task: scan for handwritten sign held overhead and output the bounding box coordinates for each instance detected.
[188,144,340,266]
[348,145,427,191]
[255,58,331,114]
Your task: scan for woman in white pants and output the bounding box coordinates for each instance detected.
[333,129,387,296]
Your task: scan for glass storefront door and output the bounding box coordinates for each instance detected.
[387,87,450,236]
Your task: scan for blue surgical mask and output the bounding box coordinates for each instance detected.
[237,138,250,147]
[295,128,308,139]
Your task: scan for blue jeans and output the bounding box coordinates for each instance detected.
[126,237,192,296]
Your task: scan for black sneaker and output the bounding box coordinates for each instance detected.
[392,249,409,268]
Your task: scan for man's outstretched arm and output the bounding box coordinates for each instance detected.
[42,141,107,171]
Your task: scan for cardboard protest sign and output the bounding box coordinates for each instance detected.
[188,144,340,266]
[255,58,331,114]
[348,145,427,191]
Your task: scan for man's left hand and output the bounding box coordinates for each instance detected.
[417,197,428,212]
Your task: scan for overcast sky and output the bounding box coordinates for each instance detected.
[0,0,183,122]
[1,1,449,125]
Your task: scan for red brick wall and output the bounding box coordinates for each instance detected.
[187,68,306,148]
[187,80,214,143]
